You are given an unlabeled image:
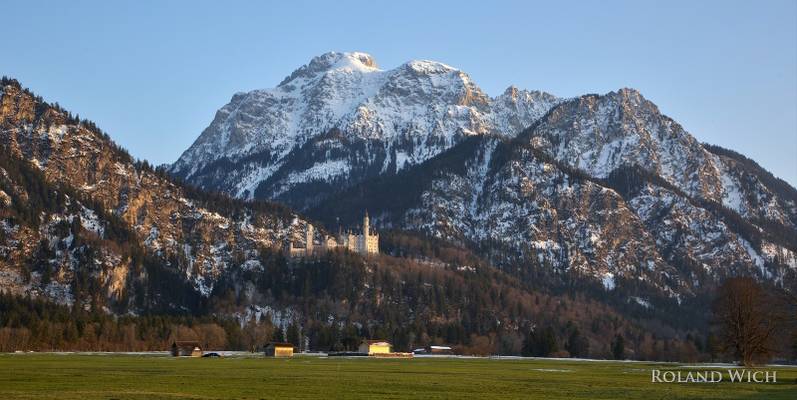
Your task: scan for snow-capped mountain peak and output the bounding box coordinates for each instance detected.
[170,51,561,205]
[278,51,381,87]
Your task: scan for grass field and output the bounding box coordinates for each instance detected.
[0,353,795,399]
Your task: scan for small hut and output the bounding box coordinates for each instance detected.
[428,345,454,355]
[264,342,294,357]
[171,341,202,357]
[358,340,391,355]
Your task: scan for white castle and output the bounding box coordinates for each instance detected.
[286,211,379,257]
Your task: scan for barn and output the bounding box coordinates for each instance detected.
[358,340,391,355]
[264,342,294,357]
[428,345,454,355]
[171,341,202,357]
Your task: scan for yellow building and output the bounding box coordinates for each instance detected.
[264,342,294,357]
[358,340,391,355]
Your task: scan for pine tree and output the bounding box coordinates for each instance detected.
[565,328,589,358]
[612,334,625,360]
[522,326,558,357]
[286,323,301,347]
[540,327,558,356]
[271,326,284,343]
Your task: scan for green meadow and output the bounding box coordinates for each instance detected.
[0,353,795,399]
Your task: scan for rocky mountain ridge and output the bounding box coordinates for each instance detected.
[169,52,561,208]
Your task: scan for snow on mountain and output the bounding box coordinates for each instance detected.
[528,89,797,229]
[392,136,684,297]
[169,52,560,206]
[309,132,796,301]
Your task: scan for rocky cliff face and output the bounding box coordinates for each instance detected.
[0,80,311,308]
[169,52,560,208]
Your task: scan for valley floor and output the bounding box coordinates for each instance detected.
[0,353,795,399]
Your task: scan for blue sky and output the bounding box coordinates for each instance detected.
[2,0,796,185]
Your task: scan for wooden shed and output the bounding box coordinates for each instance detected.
[171,341,202,357]
[358,340,391,355]
[428,345,454,355]
[264,342,294,357]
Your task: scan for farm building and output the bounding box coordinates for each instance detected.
[428,345,454,355]
[264,342,294,357]
[413,345,454,355]
[171,341,202,357]
[358,340,391,355]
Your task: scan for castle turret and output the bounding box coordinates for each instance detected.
[306,223,314,253]
[358,210,378,255]
[363,210,370,238]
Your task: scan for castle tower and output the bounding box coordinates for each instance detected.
[358,210,378,255]
[306,223,314,254]
[363,210,370,240]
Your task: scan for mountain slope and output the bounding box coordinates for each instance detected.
[0,78,314,306]
[308,121,797,305]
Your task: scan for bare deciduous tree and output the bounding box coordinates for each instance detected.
[712,277,787,366]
